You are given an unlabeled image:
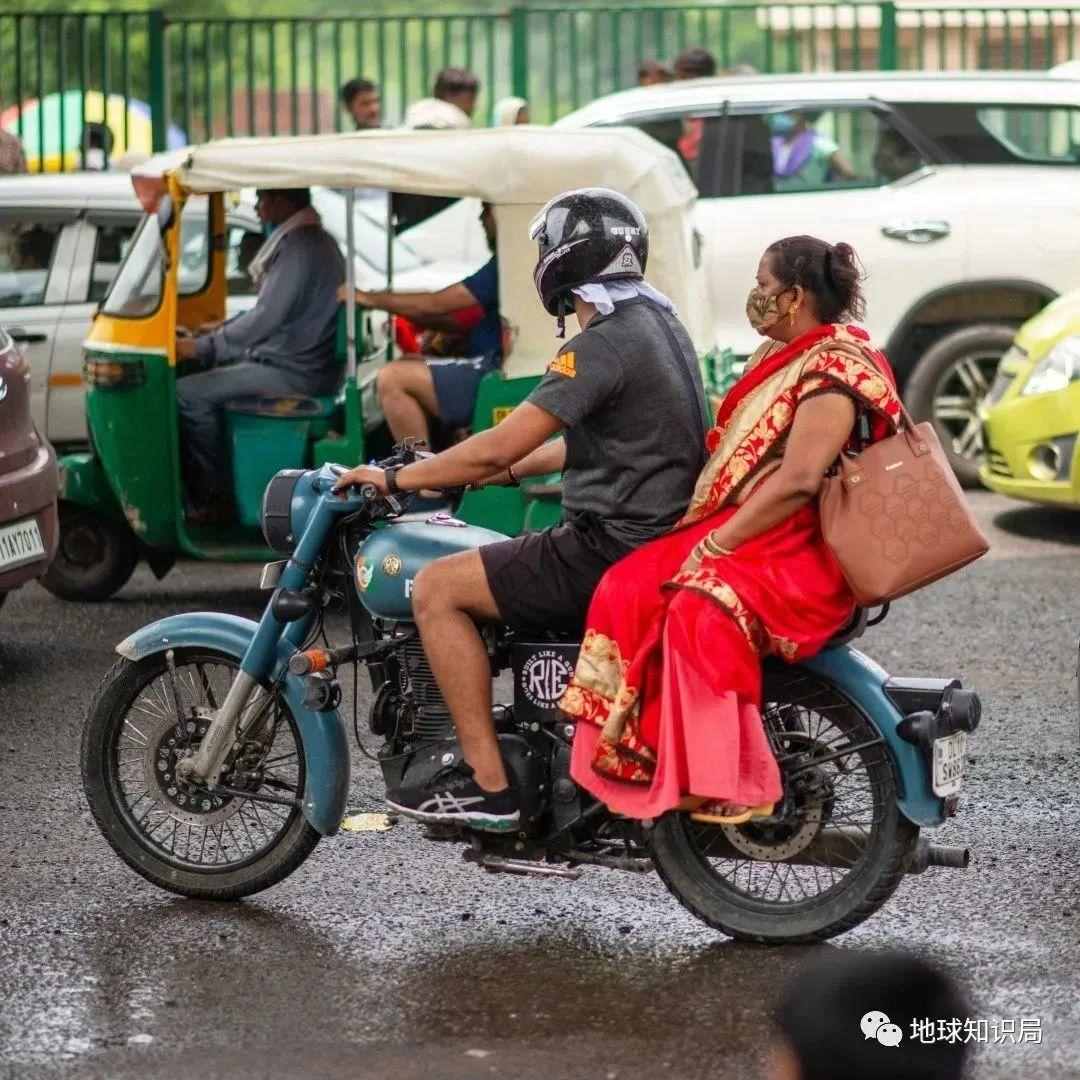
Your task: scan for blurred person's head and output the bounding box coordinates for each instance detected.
[638,59,673,86]
[17,226,53,269]
[254,188,312,229]
[236,231,264,277]
[493,96,529,126]
[769,951,972,1080]
[340,77,380,130]
[434,68,481,117]
[873,128,924,182]
[674,47,717,79]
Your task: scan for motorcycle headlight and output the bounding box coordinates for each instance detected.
[1022,335,1080,397]
[261,469,310,554]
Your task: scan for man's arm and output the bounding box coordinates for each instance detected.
[333,403,564,494]
[194,247,304,363]
[342,281,478,324]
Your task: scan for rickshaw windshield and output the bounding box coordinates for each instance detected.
[102,197,212,319]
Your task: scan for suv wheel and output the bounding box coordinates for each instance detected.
[904,323,1017,489]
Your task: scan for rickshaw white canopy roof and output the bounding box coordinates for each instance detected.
[140,127,709,377]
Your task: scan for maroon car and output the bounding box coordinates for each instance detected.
[0,325,58,610]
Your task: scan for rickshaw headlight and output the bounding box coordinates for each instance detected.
[83,355,146,389]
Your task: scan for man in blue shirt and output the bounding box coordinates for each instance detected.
[339,204,500,444]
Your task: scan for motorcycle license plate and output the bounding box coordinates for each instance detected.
[932,731,967,797]
[0,517,44,572]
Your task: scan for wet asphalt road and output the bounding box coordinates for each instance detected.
[1,490,1079,1080]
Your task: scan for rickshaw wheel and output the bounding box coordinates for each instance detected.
[40,504,138,602]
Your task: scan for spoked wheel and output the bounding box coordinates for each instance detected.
[83,648,320,899]
[650,663,917,944]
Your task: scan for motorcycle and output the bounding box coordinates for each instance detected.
[82,445,980,944]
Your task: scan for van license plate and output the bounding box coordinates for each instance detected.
[932,731,967,797]
[0,517,45,572]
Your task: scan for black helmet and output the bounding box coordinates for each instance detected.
[530,188,649,316]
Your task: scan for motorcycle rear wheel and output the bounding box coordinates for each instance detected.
[82,648,321,900]
[650,663,917,944]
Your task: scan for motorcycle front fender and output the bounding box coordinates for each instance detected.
[801,645,945,828]
[116,612,350,836]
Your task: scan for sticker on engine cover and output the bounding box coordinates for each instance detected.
[521,648,574,709]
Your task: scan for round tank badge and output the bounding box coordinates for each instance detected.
[382,553,403,577]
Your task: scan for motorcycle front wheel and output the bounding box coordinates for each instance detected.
[82,648,321,900]
[650,663,917,944]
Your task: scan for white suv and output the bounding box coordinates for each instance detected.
[561,71,1080,484]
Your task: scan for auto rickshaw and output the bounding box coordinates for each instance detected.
[44,126,710,601]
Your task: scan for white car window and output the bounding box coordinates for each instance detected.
[0,220,65,308]
[978,106,1080,164]
[88,221,138,304]
[691,107,925,198]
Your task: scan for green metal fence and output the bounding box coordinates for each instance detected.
[2,4,1079,171]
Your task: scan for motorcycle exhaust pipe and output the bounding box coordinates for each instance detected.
[906,837,971,875]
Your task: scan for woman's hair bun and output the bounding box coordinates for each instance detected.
[765,234,865,324]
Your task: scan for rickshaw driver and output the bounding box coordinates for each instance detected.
[175,188,345,519]
[338,204,501,444]
[333,188,708,832]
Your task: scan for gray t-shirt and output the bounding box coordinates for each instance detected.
[527,297,708,551]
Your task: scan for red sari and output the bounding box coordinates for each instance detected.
[562,324,901,819]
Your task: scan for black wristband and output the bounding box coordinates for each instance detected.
[384,465,402,494]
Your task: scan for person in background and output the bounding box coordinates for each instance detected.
[873,126,925,182]
[769,110,856,191]
[768,951,972,1080]
[340,77,381,130]
[0,129,27,175]
[338,203,500,445]
[638,59,673,86]
[175,188,345,520]
[493,97,529,126]
[404,68,480,129]
[673,48,718,166]
[674,46,717,79]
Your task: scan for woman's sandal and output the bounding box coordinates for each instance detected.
[689,801,776,826]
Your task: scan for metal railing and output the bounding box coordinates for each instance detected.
[2,4,1078,172]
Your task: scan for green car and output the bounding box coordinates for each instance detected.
[981,290,1080,507]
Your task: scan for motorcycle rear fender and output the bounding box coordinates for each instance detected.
[801,645,945,827]
[116,612,350,837]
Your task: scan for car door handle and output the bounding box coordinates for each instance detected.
[7,327,48,343]
[881,220,951,244]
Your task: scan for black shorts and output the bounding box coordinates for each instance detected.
[479,515,629,636]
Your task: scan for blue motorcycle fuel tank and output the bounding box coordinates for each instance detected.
[356,514,509,621]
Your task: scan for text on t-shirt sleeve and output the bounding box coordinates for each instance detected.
[526,332,622,427]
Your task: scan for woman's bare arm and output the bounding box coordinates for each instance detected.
[704,391,856,551]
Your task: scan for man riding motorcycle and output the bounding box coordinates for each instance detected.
[333,187,709,831]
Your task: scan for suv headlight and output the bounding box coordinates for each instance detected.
[1022,336,1080,396]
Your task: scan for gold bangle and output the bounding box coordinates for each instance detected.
[702,535,734,557]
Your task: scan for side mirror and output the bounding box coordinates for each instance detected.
[156,194,175,234]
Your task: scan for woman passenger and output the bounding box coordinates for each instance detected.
[561,236,902,824]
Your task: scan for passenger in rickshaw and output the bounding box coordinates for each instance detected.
[174,187,344,521]
[337,203,501,445]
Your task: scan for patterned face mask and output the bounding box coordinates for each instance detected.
[746,286,785,333]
